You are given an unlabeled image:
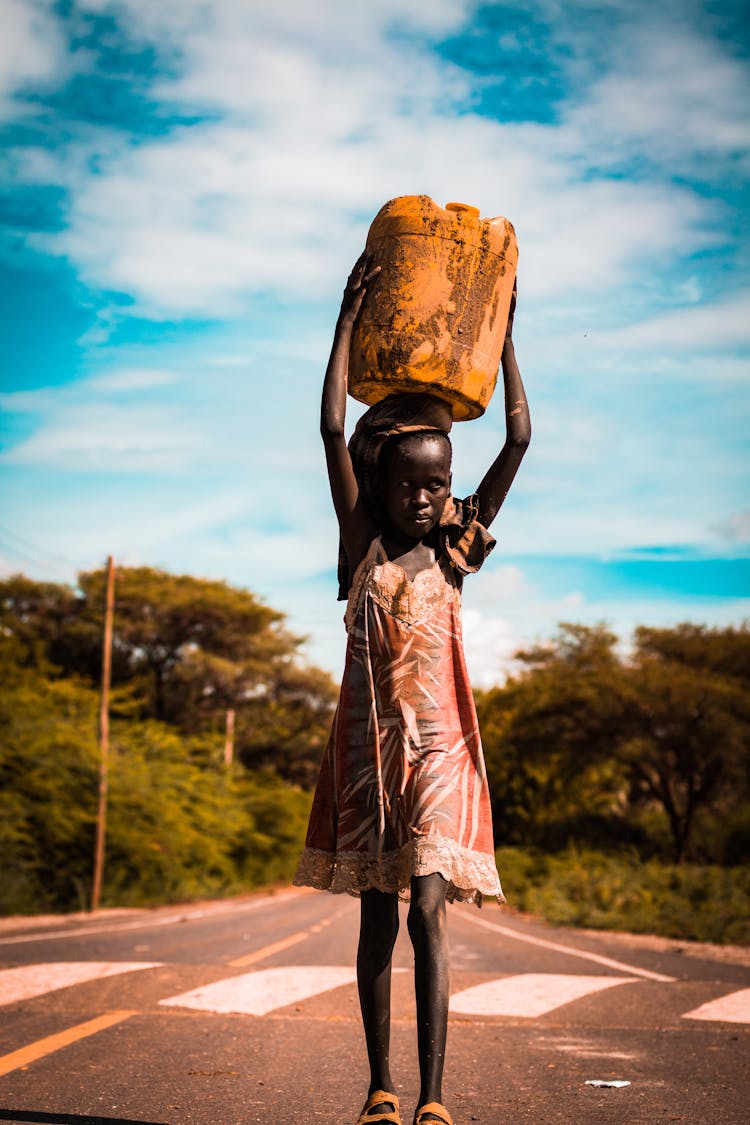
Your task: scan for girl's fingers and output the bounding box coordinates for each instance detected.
[346,254,379,294]
[347,254,369,287]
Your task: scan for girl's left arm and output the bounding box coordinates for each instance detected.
[474,285,531,529]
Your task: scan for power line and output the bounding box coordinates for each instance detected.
[0,525,88,575]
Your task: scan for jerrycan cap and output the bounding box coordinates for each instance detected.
[445,202,480,218]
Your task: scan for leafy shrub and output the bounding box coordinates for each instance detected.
[496,845,750,945]
[0,660,311,913]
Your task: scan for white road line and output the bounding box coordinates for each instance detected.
[159,966,358,1017]
[458,913,675,983]
[450,973,637,1018]
[0,962,162,1005]
[0,890,306,947]
[682,988,750,1024]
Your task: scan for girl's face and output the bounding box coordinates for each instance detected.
[379,433,452,542]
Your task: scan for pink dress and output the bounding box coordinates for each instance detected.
[294,536,504,906]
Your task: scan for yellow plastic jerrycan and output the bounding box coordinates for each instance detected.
[349,195,518,421]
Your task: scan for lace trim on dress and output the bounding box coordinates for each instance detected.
[293,837,505,909]
[345,539,461,632]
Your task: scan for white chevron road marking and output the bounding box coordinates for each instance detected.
[682,988,750,1024]
[0,962,162,1005]
[450,973,637,1017]
[159,965,359,1016]
[9,961,748,1026]
[458,913,675,982]
[160,967,636,1019]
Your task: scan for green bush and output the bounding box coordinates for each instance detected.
[0,661,312,914]
[496,845,750,945]
[0,668,100,913]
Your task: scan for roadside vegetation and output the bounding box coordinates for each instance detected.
[0,567,325,914]
[1,570,748,942]
[495,846,750,945]
[478,622,750,943]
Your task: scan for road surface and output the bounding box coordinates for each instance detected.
[0,888,748,1124]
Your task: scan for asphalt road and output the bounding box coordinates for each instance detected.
[0,888,748,1125]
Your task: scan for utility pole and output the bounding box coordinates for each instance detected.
[224,707,235,767]
[92,555,115,912]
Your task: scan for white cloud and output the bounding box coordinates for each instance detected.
[2,0,748,685]
[4,0,735,325]
[585,294,750,354]
[79,0,471,48]
[462,607,522,689]
[712,509,750,545]
[461,573,612,688]
[34,110,718,319]
[85,368,182,392]
[0,347,325,482]
[0,0,68,118]
[1,369,199,471]
[464,563,529,603]
[565,19,750,176]
[2,403,200,471]
[460,563,592,686]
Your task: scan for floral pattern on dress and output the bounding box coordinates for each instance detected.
[294,537,504,907]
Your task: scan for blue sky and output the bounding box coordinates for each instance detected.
[1,0,748,685]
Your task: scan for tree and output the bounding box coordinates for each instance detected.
[0,647,99,913]
[235,662,337,787]
[0,574,85,673]
[634,623,750,686]
[476,621,750,863]
[620,625,750,863]
[0,637,313,914]
[0,568,337,787]
[477,624,630,848]
[77,566,296,723]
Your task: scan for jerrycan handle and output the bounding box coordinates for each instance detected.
[446,202,481,218]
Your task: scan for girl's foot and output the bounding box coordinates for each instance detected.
[413,1102,453,1125]
[357,1089,402,1124]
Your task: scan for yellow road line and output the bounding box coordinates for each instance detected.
[0,1009,138,1078]
[228,930,309,968]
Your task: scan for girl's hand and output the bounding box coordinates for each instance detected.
[504,280,517,347]
[339,251,381,325]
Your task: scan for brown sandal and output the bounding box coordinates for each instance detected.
[414,1103,453,1125]
[357,1089,402,1125]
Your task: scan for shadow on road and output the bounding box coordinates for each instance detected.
[0,1111,170,1125]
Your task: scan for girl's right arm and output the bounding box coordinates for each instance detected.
[474,284,531,528]
[321,252,379,572]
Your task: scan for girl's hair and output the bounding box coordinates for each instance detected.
[378,429,453,474]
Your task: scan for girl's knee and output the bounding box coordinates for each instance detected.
[407,876,448,944]
[359,890,399,955]
[407,898,445,941]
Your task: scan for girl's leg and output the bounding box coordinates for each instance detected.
[407,873,450,1119]
[358,888,400,1112]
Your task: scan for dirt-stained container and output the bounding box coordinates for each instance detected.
[349,195,518,421]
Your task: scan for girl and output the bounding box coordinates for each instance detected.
[294,252,530,1125]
